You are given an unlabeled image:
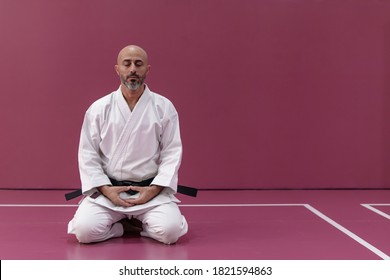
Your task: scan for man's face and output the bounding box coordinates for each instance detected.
[115,47,150,91]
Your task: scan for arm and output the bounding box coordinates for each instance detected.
[78,108,112,196]
[151,103,182,192]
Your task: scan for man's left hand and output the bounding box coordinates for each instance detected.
[124,185,163,205]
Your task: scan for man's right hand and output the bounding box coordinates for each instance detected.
[97,185,135,207]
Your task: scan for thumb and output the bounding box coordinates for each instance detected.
[118,186,132,192]
[128,185,142,192]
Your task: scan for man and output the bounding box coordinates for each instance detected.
[67,45,188,244]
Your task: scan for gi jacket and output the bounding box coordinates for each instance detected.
[78,85,182,212]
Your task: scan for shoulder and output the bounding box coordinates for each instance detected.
[147,87,177,116]
[149,89,173,105]
[86,90,117,117]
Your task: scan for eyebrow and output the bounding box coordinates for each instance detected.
[122,58,144,63]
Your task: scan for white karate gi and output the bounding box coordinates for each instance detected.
[68,85,188,244]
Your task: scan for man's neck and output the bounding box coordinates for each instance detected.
[121,84,145,111]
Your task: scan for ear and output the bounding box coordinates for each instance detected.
[146,64,151,75]
[114,64,120,75]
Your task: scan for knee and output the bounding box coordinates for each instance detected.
[155,221,182,245]
[72,219,97,243]
[145,217,188,245]
[72,217,110,244]
[160,221,182,244]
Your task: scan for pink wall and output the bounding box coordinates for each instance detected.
[1,0,390,190]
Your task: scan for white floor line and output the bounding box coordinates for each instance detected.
[304,204,390,260]
[361,204,390,220]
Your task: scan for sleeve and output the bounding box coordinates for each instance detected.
[151,103,183,193]
[78,108,112,195]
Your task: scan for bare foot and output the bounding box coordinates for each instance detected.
[119,218,143,236]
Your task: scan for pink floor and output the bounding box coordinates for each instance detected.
[0,189,389,260]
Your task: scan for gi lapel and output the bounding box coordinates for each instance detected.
[106,87,151,175]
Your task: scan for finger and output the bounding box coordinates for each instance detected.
[124,197,144,205]
[128,186,142,192]
[116,199,135,207]
[105,186,129,196]
[118,186,132,193]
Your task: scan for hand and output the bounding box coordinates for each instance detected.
[97,185,135,207]
[124,185,163,205]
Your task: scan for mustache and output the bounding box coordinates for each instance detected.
[126,74,140,79]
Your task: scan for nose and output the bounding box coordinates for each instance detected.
[129,64,137,73]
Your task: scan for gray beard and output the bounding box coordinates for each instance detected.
[124,80,142,91]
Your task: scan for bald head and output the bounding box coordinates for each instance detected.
[117,45,149,65]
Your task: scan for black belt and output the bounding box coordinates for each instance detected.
[109,177,155,195]
[65,178,197,201]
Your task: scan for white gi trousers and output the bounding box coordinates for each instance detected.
[68,198,188,245]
